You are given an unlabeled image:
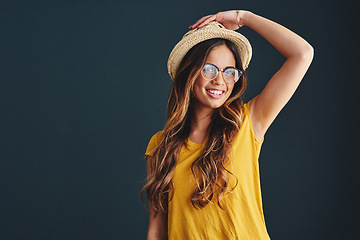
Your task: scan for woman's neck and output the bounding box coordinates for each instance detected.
[189,103,214,144]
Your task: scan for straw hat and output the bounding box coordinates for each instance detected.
[167,21,252,80]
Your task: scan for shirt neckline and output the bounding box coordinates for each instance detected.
[186,138,206,148]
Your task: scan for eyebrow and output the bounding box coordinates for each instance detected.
[205,62,236,69]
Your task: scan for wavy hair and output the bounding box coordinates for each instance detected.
[141,38,247,215]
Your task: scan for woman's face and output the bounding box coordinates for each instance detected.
[192,44,236,110]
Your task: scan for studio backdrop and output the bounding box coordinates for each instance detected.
[0,0,359,239]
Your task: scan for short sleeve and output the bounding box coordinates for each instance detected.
[145,130,164,157]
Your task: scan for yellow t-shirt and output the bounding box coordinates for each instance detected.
[145,102,270,239]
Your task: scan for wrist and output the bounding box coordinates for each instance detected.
[238,10,252,27]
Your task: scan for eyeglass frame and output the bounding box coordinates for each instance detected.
[200,63,243,84]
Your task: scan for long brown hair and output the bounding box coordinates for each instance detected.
[141,38,247,215]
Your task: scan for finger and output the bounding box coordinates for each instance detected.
[190,15,213,29]
[196,15,217,28]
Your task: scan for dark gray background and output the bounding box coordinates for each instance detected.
[1,0,359,239]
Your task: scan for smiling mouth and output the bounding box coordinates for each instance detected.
[206,89,225,98]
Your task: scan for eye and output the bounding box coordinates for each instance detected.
[202,64,217,74]
[224,68,236,76]
[201,64,218,80]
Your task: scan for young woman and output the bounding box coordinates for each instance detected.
[142,10,313,239]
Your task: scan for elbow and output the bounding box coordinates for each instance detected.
[305,44,314,60]
[288,42,314,62]
[289,43,313,65]
[300,43,314,63]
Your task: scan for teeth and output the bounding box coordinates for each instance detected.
[208,89,223,95]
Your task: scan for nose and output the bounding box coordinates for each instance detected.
[212,71,227,85]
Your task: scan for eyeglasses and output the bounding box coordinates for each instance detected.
[201,63,243,84]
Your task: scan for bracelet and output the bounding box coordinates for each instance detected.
[236,11,243,28]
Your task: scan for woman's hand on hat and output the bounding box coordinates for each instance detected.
[189,10,246,30]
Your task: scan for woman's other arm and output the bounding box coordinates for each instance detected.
[146,158,168,240]
[147,203,167,240]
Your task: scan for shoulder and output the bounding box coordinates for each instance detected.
[145,130,164,156]
[247,99,265,142]
[240,100,251,123]
[243,101,251,115]
[151,130,165,143]
[234,100,264,144]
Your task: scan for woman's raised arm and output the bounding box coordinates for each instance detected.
[191,10,314,141]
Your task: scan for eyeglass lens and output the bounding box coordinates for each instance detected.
[201,64,242,83]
